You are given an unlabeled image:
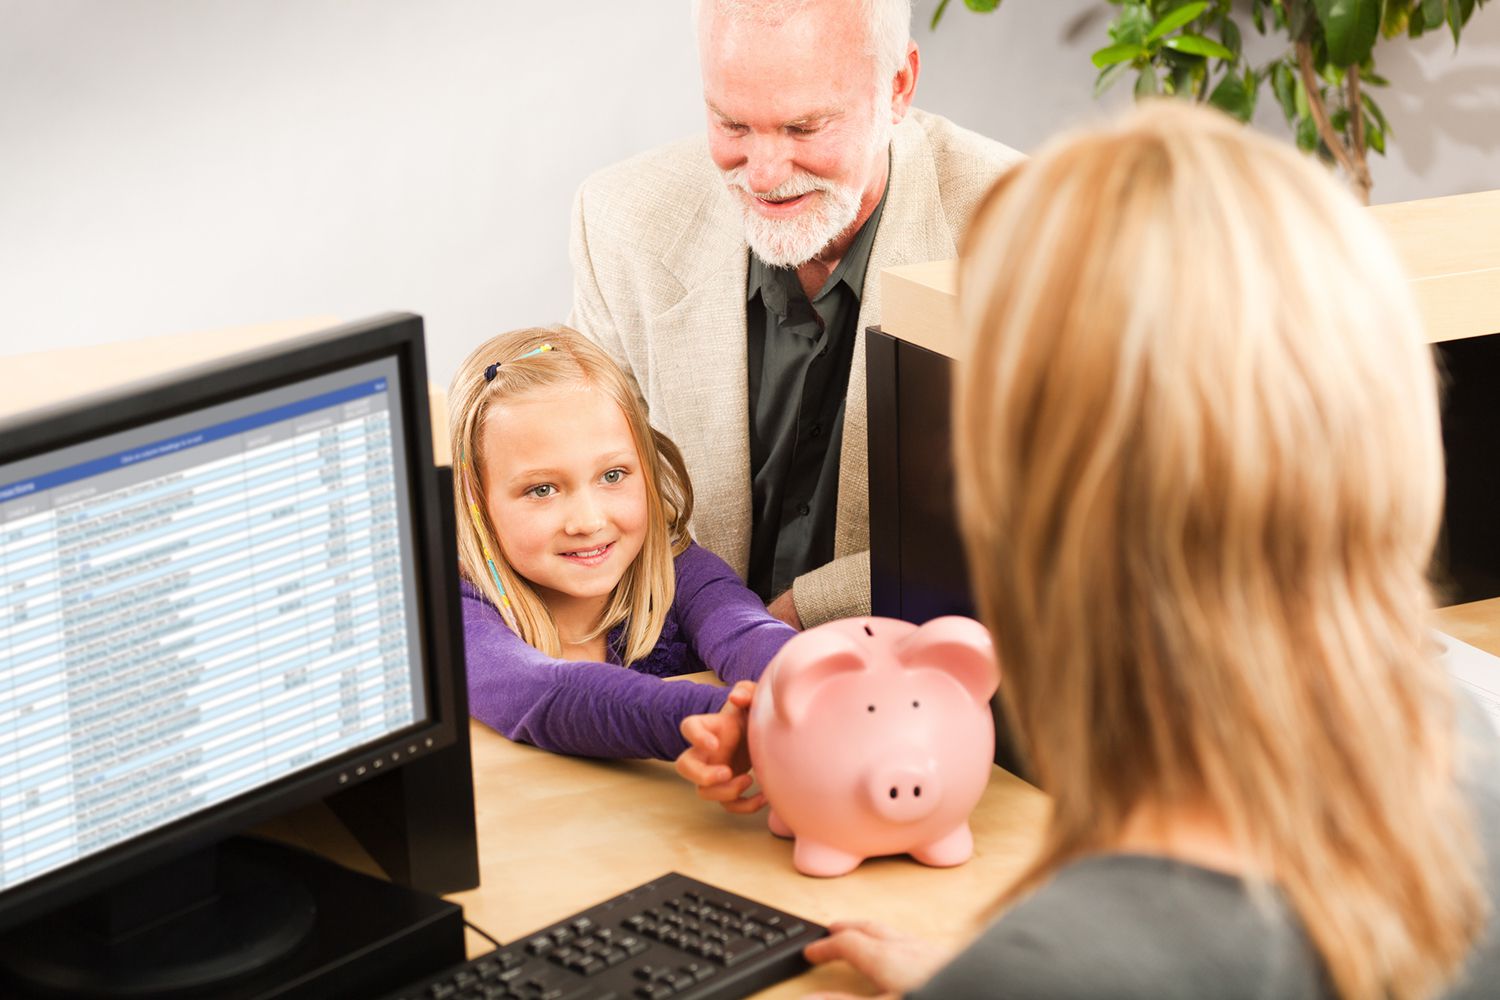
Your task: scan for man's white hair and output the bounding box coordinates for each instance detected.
[693,0,913,78]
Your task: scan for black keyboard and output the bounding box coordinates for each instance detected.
[378,872,827,1000]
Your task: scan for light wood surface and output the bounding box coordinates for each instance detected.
[0,317,453,465]
[446,698,1049,997]
[0,317,336,419]
[428,599,1500,995]
[1436,598,1500,656]
[881,188,1500,360]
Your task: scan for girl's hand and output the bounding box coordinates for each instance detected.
[803,920,950,998]
[675,680,765,814]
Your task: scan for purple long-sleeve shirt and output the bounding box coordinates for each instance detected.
[463,542,795,761]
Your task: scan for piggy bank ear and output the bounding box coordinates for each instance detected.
[769,627,866,727]
[896,616,999,704]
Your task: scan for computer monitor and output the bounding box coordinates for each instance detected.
[0,314,466,995]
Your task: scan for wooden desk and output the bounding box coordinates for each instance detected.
[450,708,1049,997]
[422,600,1497,996]
[278,594,1499,997]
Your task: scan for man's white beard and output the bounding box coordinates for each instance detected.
[725,168,863,270]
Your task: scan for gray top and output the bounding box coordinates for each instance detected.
[910,692,1500,999]
[743,182,888,601]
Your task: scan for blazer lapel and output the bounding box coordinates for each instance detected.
[836,118,958,557]
[648,181,755,575]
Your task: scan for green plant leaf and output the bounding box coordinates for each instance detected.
[1287,1,1316,37]
[1111,2,1154,45]
[1273,61,1298,120]
[1409,3,1427,35]
[1221,16,1243,56]
[1094,61,1133,96]
[1296,114,1320,152]
[1423,0,1446,29]
[929,0,952,30]
[1312,0,1384,65]
[1145,1,1211,42]
[1136,66,1160,97]
[1093,41,1146,67]
[1382,1,1410,36]
[1162,33,1237,58]
[963,0,1000,11]
[1366,112,1387,153]
[1209,69,1256,121]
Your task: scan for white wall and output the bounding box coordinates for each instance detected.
[3,0,1497,386]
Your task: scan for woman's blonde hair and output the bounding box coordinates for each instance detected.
[955,101,1484,999]
[449,326,693,665]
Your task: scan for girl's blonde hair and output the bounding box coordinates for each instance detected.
[449,326,693,665]
[955,101,1484,999]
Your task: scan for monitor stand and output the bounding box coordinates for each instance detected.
[0,839,314,997]
[0,837,465,999]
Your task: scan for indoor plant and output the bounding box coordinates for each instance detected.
[932,0,1491,203]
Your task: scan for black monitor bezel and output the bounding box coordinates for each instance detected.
[0,313,459,933]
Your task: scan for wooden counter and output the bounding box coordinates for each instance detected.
[880,188,1500,361]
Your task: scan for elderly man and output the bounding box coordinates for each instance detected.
[569,0,1021,628]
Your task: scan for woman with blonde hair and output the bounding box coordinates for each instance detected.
[681,101,1500,997]
[452,326,791,760]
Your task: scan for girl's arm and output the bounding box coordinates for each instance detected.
[673,543,798,684]
[463,585,730,760]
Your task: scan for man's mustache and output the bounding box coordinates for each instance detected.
[723,168,833,201]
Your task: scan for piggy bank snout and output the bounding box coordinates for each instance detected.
[865,763,942,823]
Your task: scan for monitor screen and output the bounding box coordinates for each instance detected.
[0,317,457,932]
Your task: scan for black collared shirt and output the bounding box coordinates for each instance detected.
[744,183,888,601]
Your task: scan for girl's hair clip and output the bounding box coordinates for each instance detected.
[483,344,553,382]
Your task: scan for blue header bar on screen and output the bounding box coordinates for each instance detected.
[0,378,389,503]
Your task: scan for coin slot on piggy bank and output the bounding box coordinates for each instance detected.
[746,616,1000,878]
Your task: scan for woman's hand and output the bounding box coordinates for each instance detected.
[675,680,765,813]
[802,920,950,999]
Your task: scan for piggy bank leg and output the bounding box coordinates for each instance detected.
[767,809,794,840]
[910,823,974,868]
[793,838,864,878]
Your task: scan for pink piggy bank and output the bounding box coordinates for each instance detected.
[747,615,999,878]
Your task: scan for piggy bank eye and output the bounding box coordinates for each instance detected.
[912,700,920,709]
[866,704,876,713]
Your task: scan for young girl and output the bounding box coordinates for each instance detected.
[449,326,793,761]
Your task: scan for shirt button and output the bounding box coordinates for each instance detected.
[809,423,822,437]
[797,503,811,517]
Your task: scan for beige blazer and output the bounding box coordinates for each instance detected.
[568,109,1023,626]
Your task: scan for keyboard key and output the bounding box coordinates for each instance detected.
[721,938,768,967]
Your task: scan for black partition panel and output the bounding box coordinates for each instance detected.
[1435,332,1500,606]
[867,326,1500,784]
[867,328,1029,779]
[867,330,974,625]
